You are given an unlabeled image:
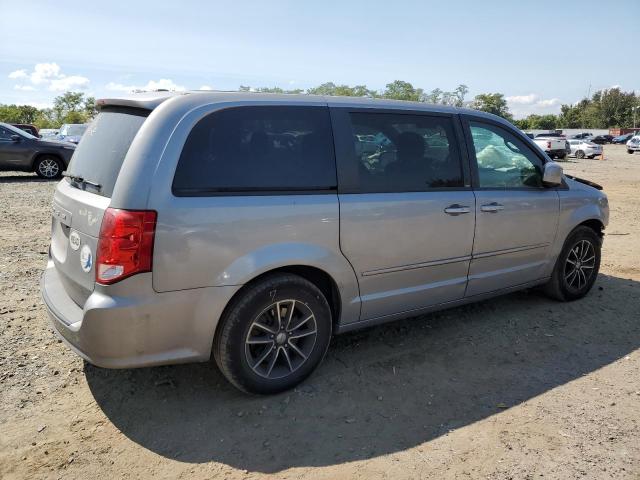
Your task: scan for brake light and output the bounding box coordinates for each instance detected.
[546,141,552,149]
[96,208,157,285]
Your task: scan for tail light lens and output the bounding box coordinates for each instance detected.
[546,141,552,149]
[96,208,157,285]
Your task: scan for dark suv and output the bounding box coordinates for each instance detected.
[0,122,75,178]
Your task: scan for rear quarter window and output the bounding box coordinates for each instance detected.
[172,106,336,195]
[65,108,149,197]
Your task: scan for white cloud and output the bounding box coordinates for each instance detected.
[6,63,90,92]
[506,94,538,105]
[199,85,213,90]
[106,78,186,93]
[30,63,62,85]
[536,98,560,107]
[49,75,90,91]
[507,93,564,118]
[8,69,28,80]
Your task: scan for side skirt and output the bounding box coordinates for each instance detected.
[335,277,550,334]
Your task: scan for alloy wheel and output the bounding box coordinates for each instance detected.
[245,299,318,379]
[564,239,596,291]
[38,158,60,178]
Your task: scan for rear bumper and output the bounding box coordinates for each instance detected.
[41,260,240,368]
[547,149,567,156]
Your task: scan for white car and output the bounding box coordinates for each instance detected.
[568,139,602,159]
[626,136,640,154]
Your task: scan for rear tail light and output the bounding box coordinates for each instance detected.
[96,208,157,285]
[546,141,552,149]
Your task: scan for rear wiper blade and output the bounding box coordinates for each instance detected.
[62,171,102,191]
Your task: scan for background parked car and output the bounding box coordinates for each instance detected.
[568,139,602,159]
[57,123,88,144]
[627,136,640,154]
[591,134,614,145]
[612,133,635,144]
[571,132,594,140]
[533,133,567,159]
[11,123,39,137]
[0,122,75,178]
[39,128,60,139]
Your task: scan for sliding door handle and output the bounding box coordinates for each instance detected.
[481,202,505,213]
[444,204,471,216]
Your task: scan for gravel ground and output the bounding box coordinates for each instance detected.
[1,145,639,479]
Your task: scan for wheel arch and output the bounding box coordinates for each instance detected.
[213,265,345,348]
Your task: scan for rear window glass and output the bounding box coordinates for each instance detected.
[66,108,148,197]
[172,106,336,195]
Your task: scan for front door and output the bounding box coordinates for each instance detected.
[333,109,475,321]
[463,118,560,296]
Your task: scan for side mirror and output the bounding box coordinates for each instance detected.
[10,135,21,142]
[543,161,563,186]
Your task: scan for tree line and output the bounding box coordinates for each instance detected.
[1,82,637,130]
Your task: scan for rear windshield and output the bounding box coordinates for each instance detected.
[65,107,149,197]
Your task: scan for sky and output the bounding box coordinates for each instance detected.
[1,0,638,119]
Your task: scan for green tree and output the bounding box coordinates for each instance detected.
[381,80,424,102]
[470,93,512,120]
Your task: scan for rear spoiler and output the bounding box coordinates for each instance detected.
[564,174,603,190]
[95,91,187,111]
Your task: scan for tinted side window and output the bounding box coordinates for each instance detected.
[0,127,13,141]
[173,106,336,194]
[347,113,464,192]
[469,121,543,189]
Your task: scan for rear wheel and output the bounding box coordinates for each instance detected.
[213,273,332,394]
[575,150,585,159]
[557,153,566,160]
[34,156,63,179]
[544,226,601,301]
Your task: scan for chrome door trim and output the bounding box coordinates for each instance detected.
[472,243,549,259]
[362,255,472,277]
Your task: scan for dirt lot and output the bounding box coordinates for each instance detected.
[1,145,639,480]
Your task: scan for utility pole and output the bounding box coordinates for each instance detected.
[581,83,591,135]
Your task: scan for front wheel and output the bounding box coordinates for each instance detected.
[575,150,585,159]
[213,273,332,394]
[628,149,635,155]
[34,156,63,179]
[544,226,601,301]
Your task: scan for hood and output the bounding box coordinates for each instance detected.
[38,138,76,148]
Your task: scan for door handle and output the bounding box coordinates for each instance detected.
[480,202,505,213]
[444,204,471,216]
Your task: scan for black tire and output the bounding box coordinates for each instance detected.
[34,156,63,179]
[557,153,566,160]
[213,273,332,394]
[543,226,601,302]
[575,150,585,159]
[628,149,634,155]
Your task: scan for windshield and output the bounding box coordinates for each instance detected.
[2,123,37,140]
[60,124,88,136]
[65,108,149,197]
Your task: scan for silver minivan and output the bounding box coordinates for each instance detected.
[41,92,609,394]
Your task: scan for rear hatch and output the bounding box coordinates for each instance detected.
[50,107,149,306]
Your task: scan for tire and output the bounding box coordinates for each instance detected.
[557,153,566,160]
[213,273,332,394]
[543,226,601,302]
[628,149,634,155]
[34,156,63,179]
[575,150,585,159]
